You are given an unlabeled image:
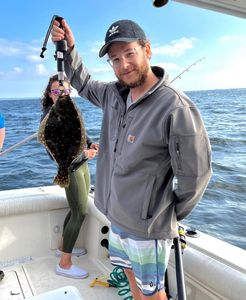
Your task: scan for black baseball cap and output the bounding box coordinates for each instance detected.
[99,19,147,57]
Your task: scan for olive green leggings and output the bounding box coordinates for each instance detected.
[63,162,90,253]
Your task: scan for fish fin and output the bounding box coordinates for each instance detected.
[53,173,70,188]
[37,113,50,144]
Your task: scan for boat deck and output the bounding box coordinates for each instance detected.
[0,253,121,299]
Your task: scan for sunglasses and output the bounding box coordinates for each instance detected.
[50,88,72,96]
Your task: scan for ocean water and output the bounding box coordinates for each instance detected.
[0,88,245,250]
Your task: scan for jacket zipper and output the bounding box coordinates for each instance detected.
[114,139,118,152]
[114,113,125,152]
[176,140,182,171]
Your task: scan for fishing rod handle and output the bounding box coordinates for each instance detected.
[173,237,187,300]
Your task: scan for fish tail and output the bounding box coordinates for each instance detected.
[53,173,70,188]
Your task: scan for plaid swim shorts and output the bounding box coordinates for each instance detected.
[109,224,172,296]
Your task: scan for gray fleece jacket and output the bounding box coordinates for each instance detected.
[64,48,212,239]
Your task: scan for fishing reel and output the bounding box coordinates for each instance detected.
[40,15,67,85]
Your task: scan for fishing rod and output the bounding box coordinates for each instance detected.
[164,225,187,300]
[40,15,67,85]
[170,57,206,84]
[173,226,187,300]
[0,132,38,157]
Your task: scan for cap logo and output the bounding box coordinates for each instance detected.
[108,25,119,37]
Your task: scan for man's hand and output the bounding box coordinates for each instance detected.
[84,149,98,160]
[52,19,75,51]
[84,143,99,160]
[90,143,99,152]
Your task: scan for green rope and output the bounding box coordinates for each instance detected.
[108,266,133,300]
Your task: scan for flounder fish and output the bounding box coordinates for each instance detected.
[38,95,86,187]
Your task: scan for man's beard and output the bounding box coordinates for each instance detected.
[116,64,149,89]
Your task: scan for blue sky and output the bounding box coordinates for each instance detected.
[0,0,245,98]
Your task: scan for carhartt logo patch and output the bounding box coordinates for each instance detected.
[108,25,119,37]
[127,135,135,143]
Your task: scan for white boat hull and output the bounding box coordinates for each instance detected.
[0,186,245,299]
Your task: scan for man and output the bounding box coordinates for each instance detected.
[52,19,212,300]
[0,113,5,152]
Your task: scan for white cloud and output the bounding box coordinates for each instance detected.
[91,41,103,54]
[13,67,23,73]
[156,62,180,71]
[0,37,55,79]
[26,54,42,62]
[208,57,246,89]
[0,39,23,56]
[0,38,41,61]
[35,64,49,76]
[152,37,197,57]
[218,35,246,43]
[90,65,111,73]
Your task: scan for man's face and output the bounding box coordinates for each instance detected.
[107,41,151,88]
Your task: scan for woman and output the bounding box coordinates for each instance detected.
[41,74,99,279]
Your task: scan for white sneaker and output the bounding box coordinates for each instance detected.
[55,264,89,279]
[55,247,87,257]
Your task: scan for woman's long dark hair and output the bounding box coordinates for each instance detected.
[41,74,70,112]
